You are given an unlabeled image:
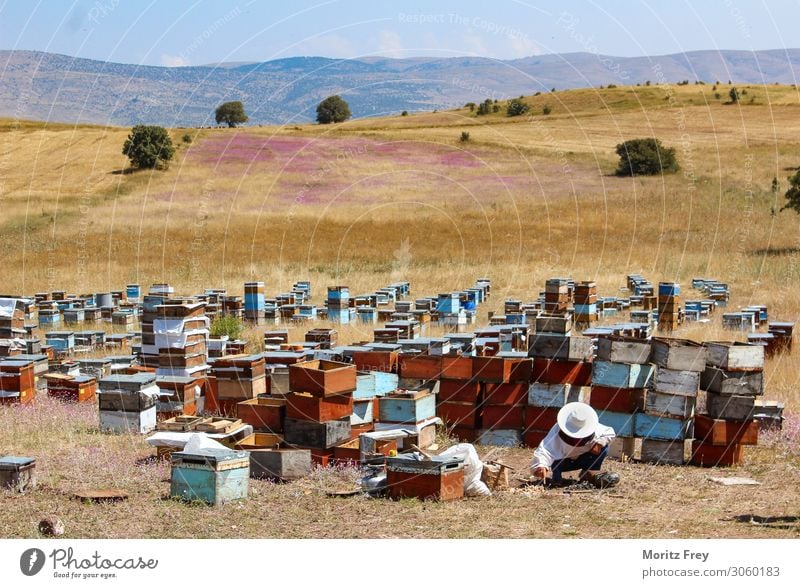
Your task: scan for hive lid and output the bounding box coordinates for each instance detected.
[0,455,35,469]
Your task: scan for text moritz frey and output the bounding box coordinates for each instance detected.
[643,549,710,563]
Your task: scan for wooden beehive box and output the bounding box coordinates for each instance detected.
[170,448,249,506]
[289,359,356,397]
[386,455,464,501]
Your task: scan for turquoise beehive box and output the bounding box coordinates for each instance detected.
[170,448,249,506]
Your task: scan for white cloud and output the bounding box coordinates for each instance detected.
[378,30,405,57]
[508,35,541,58]
[161,54,189,67]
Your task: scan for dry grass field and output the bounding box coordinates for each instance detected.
[1,83,799,538]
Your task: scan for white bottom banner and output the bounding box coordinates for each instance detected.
[0,539,796,586]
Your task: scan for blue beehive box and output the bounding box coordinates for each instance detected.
[592,360,654,389]
[170,448,249,506]
[126,284,141,301]
[596,411,636,437]
[658,282,680,297]
[45,331,75,352]
[379,391,436,424]
[635,413,691,441]
[437,293,460,314]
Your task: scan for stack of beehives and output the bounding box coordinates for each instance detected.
[139,284,174,369]
[244,281,265,324]
[98,373,159,434]
[0,298,26,341]
[327,286,351,324]
[657,282,682,332]
[209,354,267,416]
[154,300,209,380]
[693,341,763,466]
[573,281,598,328]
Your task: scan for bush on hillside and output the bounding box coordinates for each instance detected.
[122,125,175,170]
[506,99,530,117]
[615,138,679,176]
[316,95,351,124]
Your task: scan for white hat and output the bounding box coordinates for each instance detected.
[557,402,599,439]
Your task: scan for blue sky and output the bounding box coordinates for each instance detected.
[0,0,796,66]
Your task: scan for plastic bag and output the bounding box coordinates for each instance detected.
[438,443,491,497]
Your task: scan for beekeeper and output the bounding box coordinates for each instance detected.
[530,402,620,488]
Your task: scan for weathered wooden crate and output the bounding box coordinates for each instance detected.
[596,410,636,437]
[701,367,763,396]
[484,382,527,406]
[440,355,474,380]
[690,440,744,467]
[705,392,756,421]
[472,356,513,383]
[596,336,651,364]
[99,407,157,434]
[589,386,644,413]
[249,448,311,480]
[693,414,758,446]
[438,379,482,402]
[352,350,398,373]
[288,360,357,397]
[380,391,436,424]
[527,382,570,408]
[639,438,688,465]
[437,400,481,428]
[644,390,695,419]
[608,437,639,461]
[170,448,249,506]
[351,399,374,426]
[635,413,691,441]
[0,456,36,492]
[157,415,208,432]
[650,337,707,372]
[528,334,593,361]
[536,314,572,334]
[283,417,351,449]
[386,455,464,501]
[482,405,524,429]
[591,360,654,389]
[704,341,764,371]
[285,392,353,422]
[524,406,560,433]
[653,368,700,396]
[532,358,592,386]
[236,397,285,432]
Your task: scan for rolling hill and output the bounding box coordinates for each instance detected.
[1,49,800,126]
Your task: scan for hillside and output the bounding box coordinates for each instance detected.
[1,49,800,125]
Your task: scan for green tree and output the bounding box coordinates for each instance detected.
[459,131,470,142]
[781,170,800,213]
[210,314,244,340]
[506,98,530,117]
[464,102,476,111]
[122,125,175,170]
[542,104,552,115]
[316,95,351,124]
[215,101,248,127]
[615,138,679,176]
[729,87,740,103]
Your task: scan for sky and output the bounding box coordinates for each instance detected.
[0,0,796,66]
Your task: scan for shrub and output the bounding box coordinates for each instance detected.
[460,131,470,142]
[215,101,248,128]
[506,98,530,117]
[182,133,193,144]
[729,87,740,103]
[122,125,175,170]
[542,104,552,115]
[476,99,493,115]
[316,95,351,124]
[401,110,408,116]
[210,314,244,340]
[614,138,679,176]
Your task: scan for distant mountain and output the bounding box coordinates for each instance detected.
[1,49,798,126]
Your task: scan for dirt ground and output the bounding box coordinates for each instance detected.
[1,397,797,539]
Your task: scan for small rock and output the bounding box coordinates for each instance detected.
[38,516,64,537]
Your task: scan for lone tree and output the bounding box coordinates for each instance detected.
[122,125,175,170]
[615,138,679,176]
[781,170,800,213]
[506,98,530,117]
[316,95,351,124]
[215,101,248,127]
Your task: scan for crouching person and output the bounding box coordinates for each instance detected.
[530,402,620,488]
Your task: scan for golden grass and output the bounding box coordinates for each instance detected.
[1,84,799,409]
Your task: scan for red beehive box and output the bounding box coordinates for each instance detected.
[482,405,524,429]
[398,354,443,380]
[237,397,286,432]
[45,374,97,403]
[289,360,356,397]
[437,401,481,428]
[472,356,512,383]
[523,429,548,448]
[438,379,482,403]
[589,386,644,413]
[441,355,474,380]
[484,382,528,406]
[690,440,744,467]
[352,350,398,373]
[532,358,592,386]
[285,392,353,422]
[693,415,758,446]
[524,406,559,432]
[386,456,464,501]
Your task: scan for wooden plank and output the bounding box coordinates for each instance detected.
[596,336,651,364]
[693,414,758,446]
[701,367,763,396]
[644,390,695,419]
[653,368,700,397]
[704,341,764,371]
[705,392,756,421]
[650,338,707,372]
[592,360,654,389]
